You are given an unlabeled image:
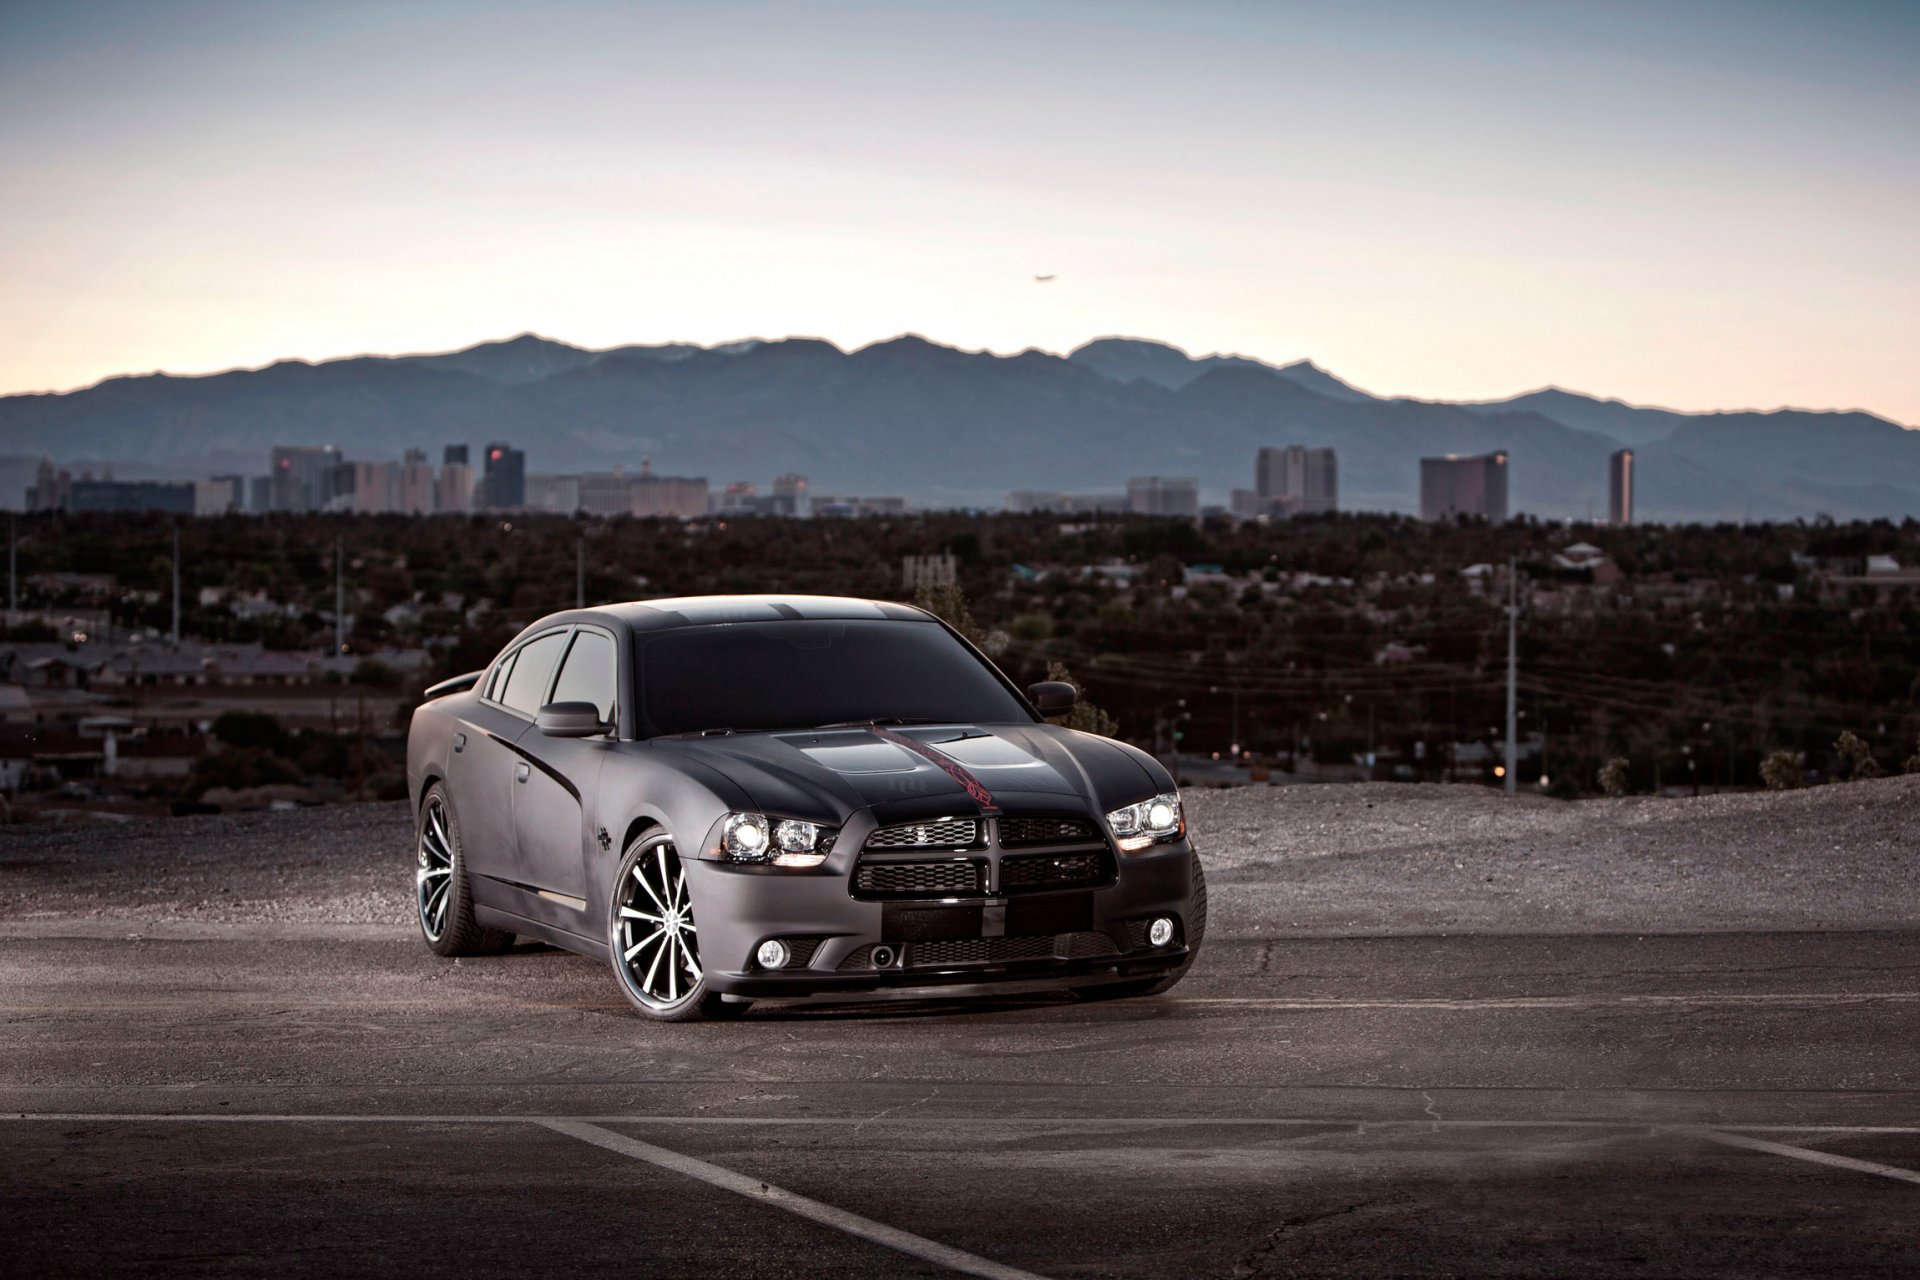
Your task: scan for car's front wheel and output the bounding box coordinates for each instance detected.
[608,831,745,1022]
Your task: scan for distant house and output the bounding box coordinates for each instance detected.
[1553,542,1622,585]
[0,644,106,689]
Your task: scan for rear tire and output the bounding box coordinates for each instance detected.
[1077,850,1208,1001]
[416,783,515,958]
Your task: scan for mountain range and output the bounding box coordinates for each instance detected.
[3,333,1916,521]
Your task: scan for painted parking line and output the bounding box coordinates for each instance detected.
[9,1112,1919,1197]
[1687,1129,1920,1187]
[539,1119,1047,1280]
[1181,992,1920,1011]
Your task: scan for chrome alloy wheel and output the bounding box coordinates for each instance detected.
[616,840,703,1010]
[416,793,455,941]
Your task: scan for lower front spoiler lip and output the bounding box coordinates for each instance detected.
[710,950,1188,1003]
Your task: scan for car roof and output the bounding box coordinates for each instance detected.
[581,594,935,634]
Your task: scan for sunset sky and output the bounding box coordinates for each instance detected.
[1,0,1914,422]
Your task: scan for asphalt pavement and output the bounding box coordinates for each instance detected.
[5,925,1918,1277]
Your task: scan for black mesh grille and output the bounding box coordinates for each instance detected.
[1000,850,1108,891]
[909,931,1120,967]
[865,819,979,850]
[998,816,1099,847]
[911,935,1057,965]
[838,932,1120,970]
[780,937,823,968]
[1062,931,1123,959]
[854,859,985,896]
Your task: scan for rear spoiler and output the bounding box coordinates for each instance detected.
[422,670,483,701]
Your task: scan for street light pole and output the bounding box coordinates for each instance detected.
[1504,555,1518,795]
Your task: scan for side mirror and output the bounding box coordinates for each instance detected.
[536,701,611,738]
[1028,681,1077,716]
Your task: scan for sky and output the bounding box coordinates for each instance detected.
[1,0,1915,422]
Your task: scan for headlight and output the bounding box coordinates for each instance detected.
[1105,791,1183,852]
[721,812,834,868]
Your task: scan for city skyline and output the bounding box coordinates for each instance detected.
[2,2,1915,424]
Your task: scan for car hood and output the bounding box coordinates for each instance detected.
[650,722,1162,824]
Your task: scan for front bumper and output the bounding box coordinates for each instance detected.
[687,836,1198,999]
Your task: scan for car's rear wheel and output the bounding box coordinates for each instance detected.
[416,783,514,957]
[609,831,745,1022]
[1076,850,1208,1001]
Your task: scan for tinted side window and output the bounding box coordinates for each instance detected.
[486,649,517,701]
[550,630,616,725]
[498,631,570,717]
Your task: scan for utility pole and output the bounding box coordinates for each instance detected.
[171,525,181,647]
[1504,555,1518,795]
[334,537,345,656]
[576,535,585,609]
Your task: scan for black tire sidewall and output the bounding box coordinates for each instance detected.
[608,831,717,1022]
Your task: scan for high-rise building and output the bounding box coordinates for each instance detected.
[1127,476,1199,517]
[766,473,811,518]
[436,461,473,514]
[397,450,435,515]
[1420,452,1509,523]
[342,460,398,513]
[525,473,582,513]
[27,457,72,511]
[443,444,469,468]
[194,476,243,515]
[269,445,342,512]
[248,476,271,514]
[1608,449,1634,526]
[631,472,710,519]
[1255,446,1338,515]
[481,443,525,509]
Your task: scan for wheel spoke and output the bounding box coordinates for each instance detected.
[419,866,451,879]
[666,933,679,1003]
[679,935,703,982]
[643,931,668,993]
[632,865,669,914]
[625,929,665,963]
[619,906,662,922]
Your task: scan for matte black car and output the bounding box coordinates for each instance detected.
[406,594,1206,1020]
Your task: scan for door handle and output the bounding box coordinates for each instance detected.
[453,732,467,754]
[515,762,530,783]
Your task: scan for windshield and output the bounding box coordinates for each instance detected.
[635,619,1032,736]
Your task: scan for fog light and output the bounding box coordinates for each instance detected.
[755,939,790,969]
[1148,917,1174,947]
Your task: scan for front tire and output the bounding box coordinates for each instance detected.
[416,783,514,957]
[608,831,742,1022]
[1077,850,1208,1001]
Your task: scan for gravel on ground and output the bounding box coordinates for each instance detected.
[2,777,1915,935]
